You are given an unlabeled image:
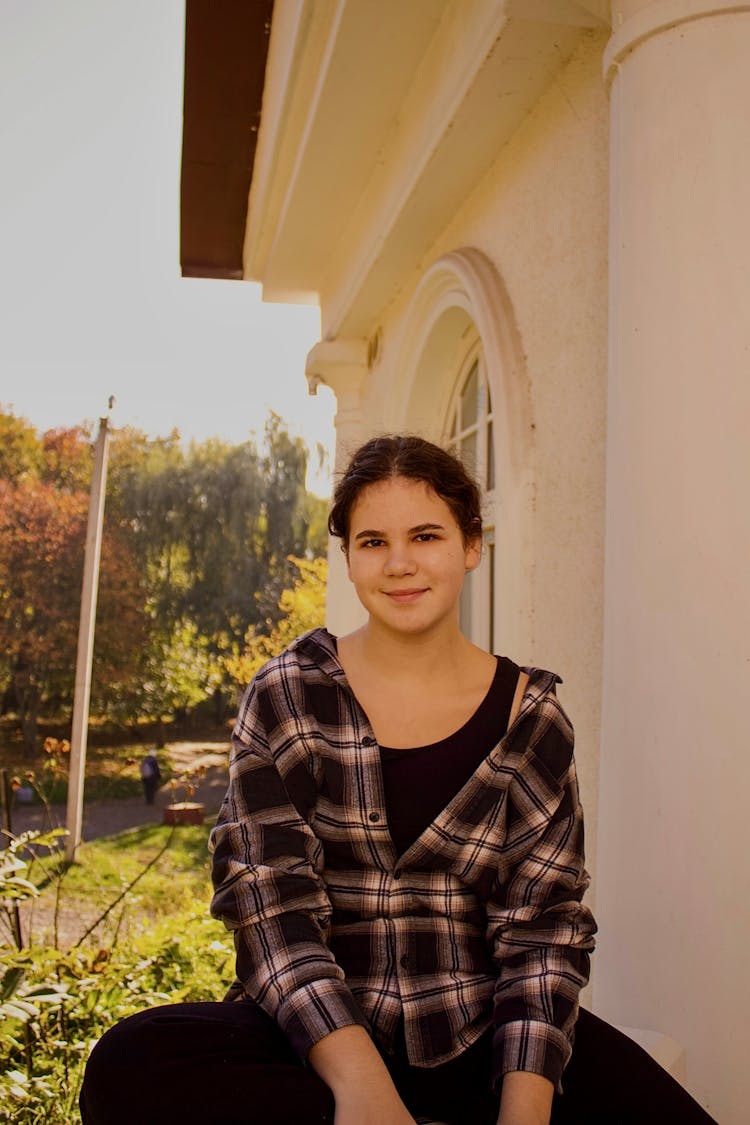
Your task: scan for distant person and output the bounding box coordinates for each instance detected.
[140,753,161,806]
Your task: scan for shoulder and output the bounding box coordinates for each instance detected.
[235,627,343,736]
[514,666,575,785]
[251,627,340,693]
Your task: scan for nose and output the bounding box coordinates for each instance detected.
[383,542,417,576]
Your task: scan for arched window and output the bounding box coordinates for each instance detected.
[391,248,533,660]
[445,344,496,652]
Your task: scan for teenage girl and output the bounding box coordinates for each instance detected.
[80,436,716,1125]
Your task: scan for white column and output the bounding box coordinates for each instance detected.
[306,339,369,636]
[597,5,750,1121]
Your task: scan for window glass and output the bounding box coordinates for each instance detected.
[460,430,477,476]
[444,347,496,652]
[460,362,479,429]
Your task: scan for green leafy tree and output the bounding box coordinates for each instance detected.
[114,414,319,707]
[226,556,327,689]
[103,617,222,741]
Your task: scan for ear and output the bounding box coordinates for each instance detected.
[464,536,482,573]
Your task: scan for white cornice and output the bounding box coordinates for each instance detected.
[247,0,606,322]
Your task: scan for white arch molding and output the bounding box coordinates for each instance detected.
[389,247,536,656]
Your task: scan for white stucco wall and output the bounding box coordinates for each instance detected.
[255,1,748,1114]
[330,31,609,898]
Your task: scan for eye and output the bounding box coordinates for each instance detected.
[360,537,385,549]
[413,532,438,542]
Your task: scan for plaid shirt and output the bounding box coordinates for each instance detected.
[209,628,596,1092]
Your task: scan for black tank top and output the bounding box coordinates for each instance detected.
[379,656,520,857]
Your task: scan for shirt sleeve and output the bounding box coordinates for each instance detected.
[209,669,369,1059]
[485,701,597,1094]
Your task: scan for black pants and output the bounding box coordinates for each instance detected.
[79,1001,716,1125]
[142,777,160,805]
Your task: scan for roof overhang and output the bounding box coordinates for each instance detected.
[180,0,274,279]
[243,0,610,335]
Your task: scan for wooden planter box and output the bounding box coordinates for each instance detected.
[163,802,205,827]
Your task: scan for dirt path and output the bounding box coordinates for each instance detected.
[6,741,230,843]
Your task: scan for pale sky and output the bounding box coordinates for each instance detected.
[0,0,335,494]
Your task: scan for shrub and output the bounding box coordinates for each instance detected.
[0,826,232,1123]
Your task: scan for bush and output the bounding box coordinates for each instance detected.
[0,826,232,1124]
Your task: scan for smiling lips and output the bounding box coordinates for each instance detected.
[384,587,428,603]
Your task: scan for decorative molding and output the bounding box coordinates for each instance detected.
[389,246,536,655]
[305,337,368,398]
[604,1,750,86]
[305,338,369,476]
[392,247,532,478]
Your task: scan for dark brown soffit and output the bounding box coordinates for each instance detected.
[180,0,274,280]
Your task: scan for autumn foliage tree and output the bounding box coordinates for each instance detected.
[0,414,146,753]
[0,407,328,749]
[0,479,87,750]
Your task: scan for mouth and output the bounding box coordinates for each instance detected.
[383,588,428,603]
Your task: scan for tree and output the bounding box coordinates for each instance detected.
[114,415,318,693]
[102,616,221,743]
[0,408,328,739]
[0,409,44,483]
[0,426,146,753]
[0,479,87,750]
[226,557,327,690]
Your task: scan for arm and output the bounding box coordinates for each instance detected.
[497,1072,554,1125]
[209,668,368,1060]
[487,701,596,1114]
[309,1027,416,1125]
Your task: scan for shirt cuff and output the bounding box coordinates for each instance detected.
[493,1018,572,1094]
[278,978,371,1060]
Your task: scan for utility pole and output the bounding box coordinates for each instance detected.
[65,409,112,862]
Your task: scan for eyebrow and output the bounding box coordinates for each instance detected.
[352,522,446,542]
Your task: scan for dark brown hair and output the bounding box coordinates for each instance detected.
[328,435,482,547]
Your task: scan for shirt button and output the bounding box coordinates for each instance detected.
[400,954,409,969]
[392,870,401,880]
[368,812,380,823]
[362,736,375,746]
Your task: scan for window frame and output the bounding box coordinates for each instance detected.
[444,340,496,653]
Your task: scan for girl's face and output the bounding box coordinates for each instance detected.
[345,476,480,638]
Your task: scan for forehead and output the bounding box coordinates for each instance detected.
[349,477,458,527]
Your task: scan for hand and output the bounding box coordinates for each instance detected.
[334,1089,416,1125]
[308,1026,417,1125]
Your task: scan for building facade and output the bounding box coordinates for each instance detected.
[185,3,750,1120]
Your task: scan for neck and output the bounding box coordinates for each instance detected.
[343,617,473,681]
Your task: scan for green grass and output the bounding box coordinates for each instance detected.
[19,821,218,953]
[59,822,214,913]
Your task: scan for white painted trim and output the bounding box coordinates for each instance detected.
[390,248,535,656]
[391,249,532,477]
